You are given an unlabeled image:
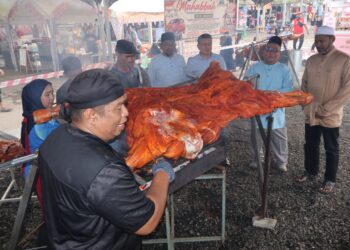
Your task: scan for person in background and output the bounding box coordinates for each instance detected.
[109,40,150,156]
[279,26,292,64]
[186,33,226,81]
[311,15,323,51]
[39,69,174,249]
[125,24,142,50]
[141,43,161,70]
[56,56,82,105]
[298,26,350,194]
[148,32,189,87]
[85,29,98,63]
[20,79,60,207]
[110,39,150,88]
[292,12,308,50]
[219,32,235,71]
[0,69,12,112]
[245,36,293,172]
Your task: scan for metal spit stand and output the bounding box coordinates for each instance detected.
[142,139,227,250]
[244,74,277,229]
[0,153,39,250]
[0,131,21,205]
[2,139,227,250]
[238,37,300,88]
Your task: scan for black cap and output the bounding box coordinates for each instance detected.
[67,69,124,109]
[268,36,282,47]
[61,56,82,75]
[161,32,175,43]
[116,39,139,54]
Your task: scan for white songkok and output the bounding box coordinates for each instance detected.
[315,26,335,36]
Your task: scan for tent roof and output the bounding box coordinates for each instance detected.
[0,0,96,25]
[109,0,164,24]
[110,0,164,13]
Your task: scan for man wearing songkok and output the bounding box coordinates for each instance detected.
[147,32,189,87]
[39,69,175,249]
[56,56,82,105]
[246,36,293,172]
[298,26,350,194]
[186,33,226,80]
[110,39,150,88]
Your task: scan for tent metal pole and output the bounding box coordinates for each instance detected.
[104,0,113,61]
[148,21,153,45]
[97,5,107,62]
[48,18,59,72]
[236,0,240,31]
[282,0,287,26]
[5,22,18,71]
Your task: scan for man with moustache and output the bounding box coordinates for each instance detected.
[245,36,293,172]
[186,33,226,80]
[298,26,350,194]
[39,69,175,249]
[109,39,150,88]
[147,32,189,87]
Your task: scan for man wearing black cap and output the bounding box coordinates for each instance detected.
[56,56,82,105]
[245,36,293,172]
[39,69,174,249]
[109,39,150,88]
[147,32,189,87]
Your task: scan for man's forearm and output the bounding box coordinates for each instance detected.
[136,171,169,235]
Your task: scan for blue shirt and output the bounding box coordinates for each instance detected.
[186,53,227,80]
[23,119,60,177]
[147,53,189,87]
[246,61,293,129]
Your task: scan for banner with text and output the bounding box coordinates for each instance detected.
[164,0,236,41]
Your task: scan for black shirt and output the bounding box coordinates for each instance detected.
[39,124,155,249]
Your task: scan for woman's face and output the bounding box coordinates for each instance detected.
[40,84,54,109]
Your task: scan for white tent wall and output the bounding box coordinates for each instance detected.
[109,0,164,44]
[0,0,99,72]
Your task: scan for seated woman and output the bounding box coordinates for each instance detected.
[21,79,60,206]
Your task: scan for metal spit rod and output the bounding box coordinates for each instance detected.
[0,154,38,171]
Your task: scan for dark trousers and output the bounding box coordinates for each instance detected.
[293,34,304,50]
[304,124,339,182]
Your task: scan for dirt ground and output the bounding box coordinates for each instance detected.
[1,104,349,250]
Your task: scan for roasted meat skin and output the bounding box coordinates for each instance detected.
[0,140,24,163]
[125,62,313,168]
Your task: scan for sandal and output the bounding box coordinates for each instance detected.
[297,172,316,183]
[319,181,335,194]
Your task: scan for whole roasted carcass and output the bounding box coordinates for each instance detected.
[125,62,312,168]
[0,139,24,163]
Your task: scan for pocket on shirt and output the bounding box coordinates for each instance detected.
[324,71,339,100]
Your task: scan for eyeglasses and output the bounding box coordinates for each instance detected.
[265,47,280,53]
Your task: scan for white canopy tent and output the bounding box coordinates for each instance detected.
[0,0,98,71]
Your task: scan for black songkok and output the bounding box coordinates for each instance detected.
[161,32,175,43]
[116,39,139,54]
[67,69,124,109]
[268,36,282,47]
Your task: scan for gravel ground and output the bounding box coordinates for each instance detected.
[1,103,349,250]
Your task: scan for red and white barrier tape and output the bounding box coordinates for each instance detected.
[0,62,111,89]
